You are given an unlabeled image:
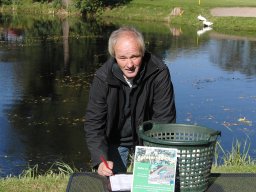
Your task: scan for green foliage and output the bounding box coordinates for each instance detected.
[215,138,255,166]
[0,161,77,191]
[127,153,134,173]
[19,161,78,179]
[0,0,11,5]
[73,0,131,15]
[46,161,80,175]
[0,0,20,5]
[52,0,62,9]
[73,0,102,15]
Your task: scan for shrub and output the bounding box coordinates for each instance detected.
[73,0,102,15]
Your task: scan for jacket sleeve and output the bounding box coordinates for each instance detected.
[151,67,176,123]
[84,75,108,168]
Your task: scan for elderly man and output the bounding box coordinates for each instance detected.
[84,26,176,176]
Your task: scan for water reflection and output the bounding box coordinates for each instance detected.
[0,61,26,175]
[209,34,256,76]
[0,28,24,43]
[0,14,255,177]
[197,27,212,36]
[169,27,182,37]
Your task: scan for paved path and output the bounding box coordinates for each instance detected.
[211,7,256,17]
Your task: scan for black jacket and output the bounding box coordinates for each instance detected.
[84,52,176,167]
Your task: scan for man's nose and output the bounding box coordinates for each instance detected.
[126,58,134,67]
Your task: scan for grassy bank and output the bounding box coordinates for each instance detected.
[1,165,256,192]
[0,175,68,192]
[212,165,256,173]
[1,138,256,192]
[1,0,256,33]
[0,162,74,192]
[100,0,256,33]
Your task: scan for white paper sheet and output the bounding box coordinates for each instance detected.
[110,174,133,191]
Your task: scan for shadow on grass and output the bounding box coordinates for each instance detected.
[102,0,132,7]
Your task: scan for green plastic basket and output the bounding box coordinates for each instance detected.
[138,121,221,192]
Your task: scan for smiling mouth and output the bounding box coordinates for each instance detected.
[126,67,136,72]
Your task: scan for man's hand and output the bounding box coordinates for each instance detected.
[97,161,114,176]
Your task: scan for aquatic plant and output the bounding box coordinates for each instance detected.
[215,137,255,166]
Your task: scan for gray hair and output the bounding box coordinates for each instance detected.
[108,26,145,57]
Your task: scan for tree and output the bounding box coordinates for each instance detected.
[62,0,70,8]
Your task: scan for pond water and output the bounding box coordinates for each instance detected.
[0,14,255,177]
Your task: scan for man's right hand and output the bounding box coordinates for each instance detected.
[97,161,114,176]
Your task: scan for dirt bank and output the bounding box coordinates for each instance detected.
[211,7,256,17]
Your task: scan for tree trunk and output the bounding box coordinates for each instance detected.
[62,18,70,76]
[62,0,70,9]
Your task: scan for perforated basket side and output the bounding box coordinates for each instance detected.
[138,122,221,192]
[138,122,220,146]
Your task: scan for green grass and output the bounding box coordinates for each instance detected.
[100,0,256,33]
[214,138,255,166]
[1,141,256,192]
[212,138,256,173]
[0,162,77,192]
[1,166,256,192]
[1,0,256,33]
[0,174,68,192]
[212,165,256,173]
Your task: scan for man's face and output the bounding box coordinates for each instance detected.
[114,36,143,79]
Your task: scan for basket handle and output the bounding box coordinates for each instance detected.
[210,131,221,137]
[208,130,221,141]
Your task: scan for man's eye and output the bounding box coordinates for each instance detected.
[131,56,141,60]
